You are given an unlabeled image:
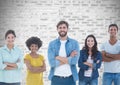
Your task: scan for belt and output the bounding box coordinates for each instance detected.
[54,75,72,78]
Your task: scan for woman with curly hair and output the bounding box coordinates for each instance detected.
[24,36,46,85]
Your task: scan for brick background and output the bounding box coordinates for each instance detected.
[0,0,120,85]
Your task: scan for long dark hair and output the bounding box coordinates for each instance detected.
[82,34,98,59]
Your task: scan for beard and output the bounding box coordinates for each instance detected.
[58,31,67,37]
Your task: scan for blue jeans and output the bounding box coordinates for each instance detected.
[102,72,120,85]
[79,77,98,85]
[51,75,76,85]
[0,82,20,85]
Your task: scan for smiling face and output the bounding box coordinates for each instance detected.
[108,26,118,37]
[86,37,95,49]
[57,24,68,37]
[29,44,39,53]
[5,33,15,46]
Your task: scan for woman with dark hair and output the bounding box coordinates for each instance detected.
[0,30,23,85]
[78,34,102,85]
[24,36,46,85]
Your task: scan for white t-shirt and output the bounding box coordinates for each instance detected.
[54,40,72,77]
[101,40,120,73]
[84,55,93,77]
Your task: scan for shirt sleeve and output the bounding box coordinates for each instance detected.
[92,52,102,70]
[40,54,45,61]
[16,49,24,69]
[24,54,30,61]
[68,41,80,65]
[48,42,60,67]
[100,43,105,51]
[78,50,89,70]
[0,50,7,70]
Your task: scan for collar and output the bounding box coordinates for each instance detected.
[56,36,70,43]
[3,45,16,51]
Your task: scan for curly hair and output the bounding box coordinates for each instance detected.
[25,36,42,50]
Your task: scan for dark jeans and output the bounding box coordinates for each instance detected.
[0,82,20,85]
[51,75,76,85]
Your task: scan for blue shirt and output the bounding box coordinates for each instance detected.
[78,50,102,80]
[0,45,23,83]
[47,37,80,81]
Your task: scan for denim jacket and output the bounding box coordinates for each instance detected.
[78,50,102,80]
[48,37,80,81]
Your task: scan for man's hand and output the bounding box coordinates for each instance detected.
[101,51,113,62]
[56,56,68,64]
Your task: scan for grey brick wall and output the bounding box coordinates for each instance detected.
[0,0,120,85]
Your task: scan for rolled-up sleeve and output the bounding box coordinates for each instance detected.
[93,52,102,70]
[48,42,60,67]
[78,50,89,70]
[16,50,24,69]
[68,41,80,65]
[0,51,7,70]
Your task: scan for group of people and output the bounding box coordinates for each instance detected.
[0,20,120,85]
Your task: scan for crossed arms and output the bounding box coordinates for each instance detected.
[78,51,102,70]
[24,59,46,73]
[48,41,80,67]
[4,59,20,70]
[55,50,77,65]
[101,51,120,62]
